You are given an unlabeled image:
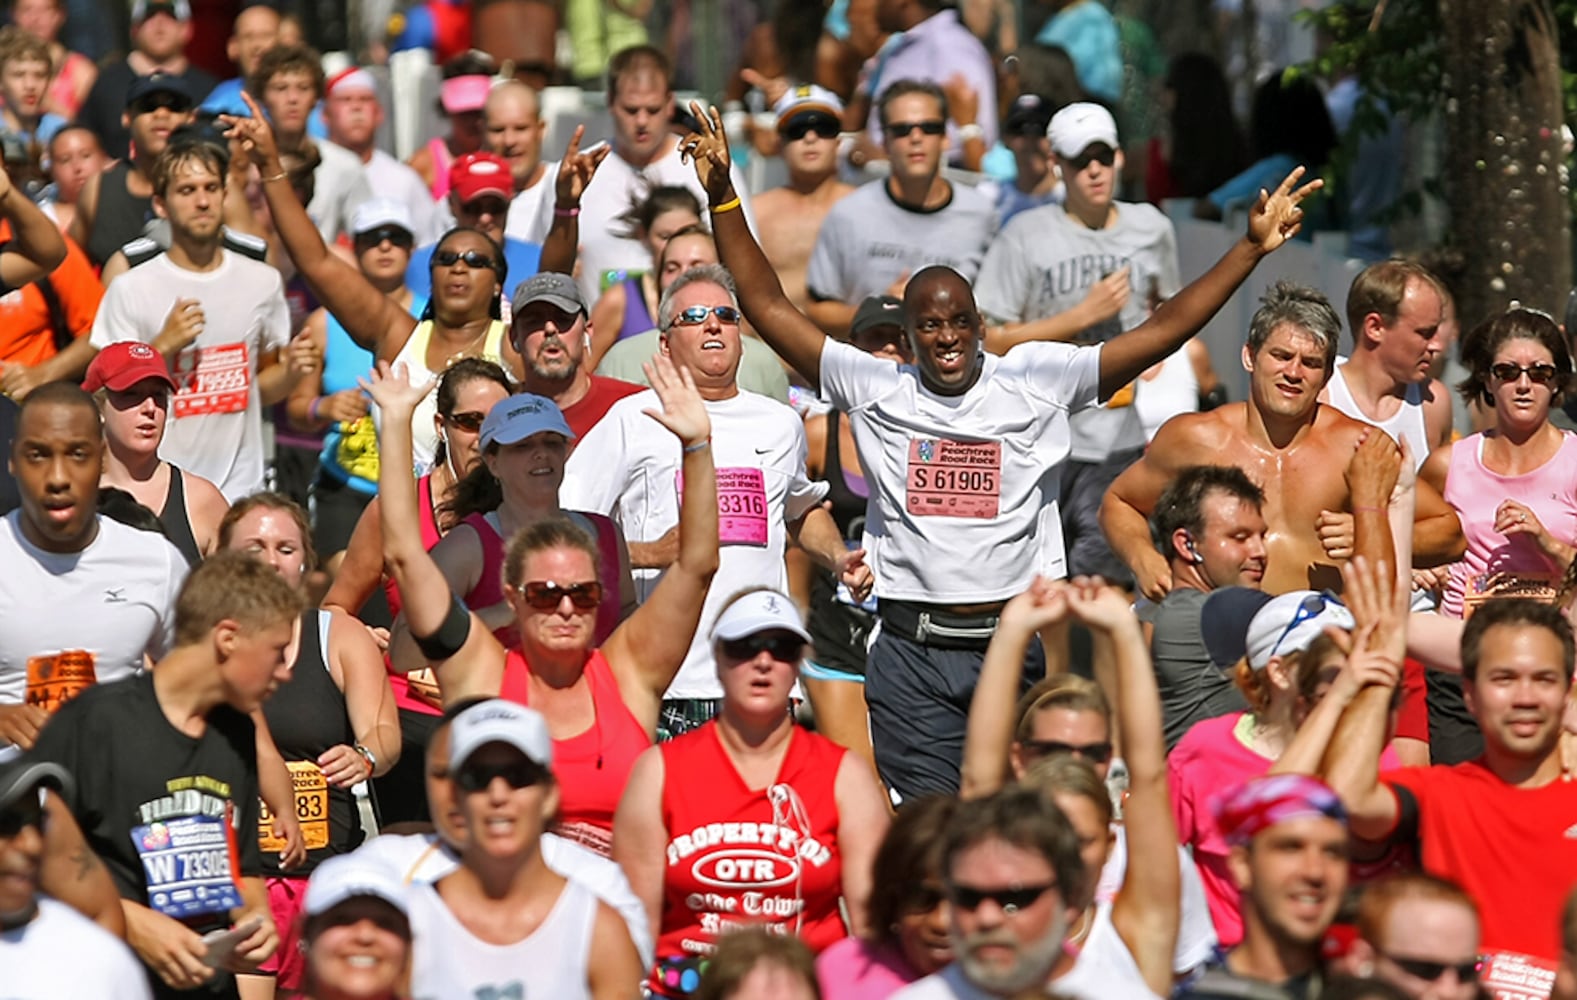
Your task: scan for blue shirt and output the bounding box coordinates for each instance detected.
[405,237,542,302]
[1035,1,1122,103]
[202,79,328,138]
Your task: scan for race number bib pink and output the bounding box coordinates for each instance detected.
[905,439,1001,519]
[676,467,770,546]
[1479,950,1557,1000]
[172,343,251,417]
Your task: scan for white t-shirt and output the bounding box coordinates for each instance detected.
[561,389,826,699]
[572,140,754,305]
[0,512,185,713]
[352,831,654,967]
[974,201,1180,462]
[309,139,370,243]
[90,250,291,500]
[504,161,560,245]
[1095,827,1217,974]
[0,897,152,999]
[364,148,442,244]
[818,338,1101,602]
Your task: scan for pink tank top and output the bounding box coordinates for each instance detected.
[499,648,650,855]
[387,474,447,716]
[462,510,624,644]
[1441,431,1577,617]
[427,136,455,199]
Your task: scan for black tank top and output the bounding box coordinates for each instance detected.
[806,410,876,675]
[87,162,153,266]
[260,610,361,876]
[157,467,202,566]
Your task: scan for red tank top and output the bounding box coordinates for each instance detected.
[499,648,649,855]
[463,510,623,644]
[386,474,446,716]
[650,724,848,995]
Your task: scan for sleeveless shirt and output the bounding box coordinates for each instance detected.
[157,465,202,566]
[805,410,875,675]
[86,162,152,266]
[462,509,624,644]
[616,275,656,342]
[317,309,380,495]
[1325,364,1431,470]
[389,318,510,470]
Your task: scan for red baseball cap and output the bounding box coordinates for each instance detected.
[83,342,176,393]
[449,152,513,205]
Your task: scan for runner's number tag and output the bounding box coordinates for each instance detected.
[25,650,96,713]
[172,343,251,418]
[257,760,330,852]
[133,814,244,919]
[905,438,1001,519]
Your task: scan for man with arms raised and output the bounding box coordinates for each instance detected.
[1101,283,1463,600]
[682,101,1318,797]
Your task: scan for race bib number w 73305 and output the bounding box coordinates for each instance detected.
[905,438,1002,519]
[133,813,244,919]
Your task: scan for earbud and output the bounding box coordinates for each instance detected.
[1183,533,1204,565]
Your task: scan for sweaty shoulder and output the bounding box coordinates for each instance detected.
[1148,406,1232,454]
[1314,403,1377,446]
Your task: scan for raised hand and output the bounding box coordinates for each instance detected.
[219,91,281,170]
[554,124,610,208]
[1342,554,1406,662]
[643,353,711,446]
[940,73,980,128]
[1246,166,1324,253]
[678,100,736,204]
[1064,575,1139,635]
[997,575,1071,637]
[358,360,435,418]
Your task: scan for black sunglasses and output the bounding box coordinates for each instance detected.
[782,114,840,143]
[1381,953,1480,984]
[132,95,192,116]
[671,305,741,328]
[0,793,44,837]
[1065,147,1117,171]
[1490,361,1559,385]
[884,119,947,140]
[720,633,804,663]
[1018,739,1114,765]
[948,881,1056,914]
[454,758,547,793]
[433,249,499,272]
[443,410,486,432]
[520,580,603,611]
[356,226,414,250]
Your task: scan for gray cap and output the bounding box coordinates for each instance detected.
[0,746,71,812]
[512,272,585,317]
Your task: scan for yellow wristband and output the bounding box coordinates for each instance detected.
[710,196,742,215]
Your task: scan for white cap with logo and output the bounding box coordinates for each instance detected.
[303,854,409,918]
[711,589,811,644]
[1047,102,1120,158]
[449,699,554,773]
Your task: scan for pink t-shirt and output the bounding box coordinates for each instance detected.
[1169,711,1401,946]
[816,937,920,1000]
[1441,431,1577,617]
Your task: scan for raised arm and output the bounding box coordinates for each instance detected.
[538,125,609,277]
[1099,418,1192,601]
[1097,168,1322,399]
[363,361,505,702]
[223,93,414,357]
[682,101,828,386]
[0,160,66,287]
[601,354,719,733]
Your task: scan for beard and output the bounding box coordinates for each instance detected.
[528,335,578,381]
[950,910,1069,995]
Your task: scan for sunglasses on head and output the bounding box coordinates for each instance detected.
[1267,592,1338,660]
[355,226,414,250]
[947,881,1056,914]
[782,114,840,143]
[884,119,947,141]
[443,410,486,432]
[519,580,604,611]
[454,758,546,793]
[1065,146,1117,171]
[1018,738,1114,765]
[433,249,499,273]
[720,633,804,663]
[1490,361,1559,385]
[1381,953,1480,984]
[0,793,44,837]
[670,305,741,328]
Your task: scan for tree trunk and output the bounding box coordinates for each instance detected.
[1439,0,1570,326]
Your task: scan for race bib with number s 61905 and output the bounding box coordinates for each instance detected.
[172,343,251,418]
[25,650,96,713]
[905,438,1001,519]
[258,760,330,852]
[133,813,244,919]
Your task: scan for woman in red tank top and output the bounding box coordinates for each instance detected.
[371,354,720,857]
[611,588,892,998]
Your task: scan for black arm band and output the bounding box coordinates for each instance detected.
[414,597,472,661]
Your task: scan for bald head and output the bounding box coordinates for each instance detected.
[902,266,983,394]
[484,80,545,185]
[485,78,540,121]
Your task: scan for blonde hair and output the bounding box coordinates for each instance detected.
[1013,675,1111,743]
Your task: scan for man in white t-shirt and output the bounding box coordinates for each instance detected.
[0,748,151,999]
[562,263,862,737]
[487,80,559,246]
[88,136,302,500]
[323,67,439,244]
[0,383,186,749]
[681,106,1318,797]
[572,44,754,305]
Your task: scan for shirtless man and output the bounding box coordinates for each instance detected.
[751,85,853,312]
[1100,282,1464,599]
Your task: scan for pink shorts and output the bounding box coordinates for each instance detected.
[257,875,308,990]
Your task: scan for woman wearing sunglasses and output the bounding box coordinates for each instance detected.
[369,352,719,860]
[612,588,891,998]
[1419,308,1577,620]
[323,359,512,825]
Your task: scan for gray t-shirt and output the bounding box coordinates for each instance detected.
[1138,587,1248,750]
[806,180,998,305]
[975,200,1180,461]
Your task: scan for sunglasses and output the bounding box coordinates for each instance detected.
[948,881,1056,915]
[903,883,948,914]
[884,119,947,140]
[1065,146,1117,171]
[670,305,741,328]
[1006,120,1049,138]
[782,114,840,142]
[0,794,44,837]
[443,410,486,432]
[720,633,805,663]
[355,226,414,250]
[1490,361,1559,385]
[1267,592,1338,661]
[454,758,547,793]
[519,580,604,611]
[132,95,192,116]
[1018,739,1114,765]
[1381,953,1480,984]
[433,249,499,272]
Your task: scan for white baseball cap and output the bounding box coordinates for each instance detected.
[350,198,414,238]
[1047,102,1119,158]
[449,699,554,773]
[303,855,408,919]
[1244,591,1355,670]
[711,589,811,644]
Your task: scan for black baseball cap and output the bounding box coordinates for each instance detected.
[1004,94,1054,136]
[126,73,195,111]
[851,294,904,337]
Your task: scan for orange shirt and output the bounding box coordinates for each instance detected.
[0,223,103,366]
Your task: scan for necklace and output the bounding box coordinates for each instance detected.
[438,324,491,367]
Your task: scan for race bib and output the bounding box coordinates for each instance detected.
[1479,950,1557,1000]
[1464,572,1557,618]
[25,650,96,713]
[677,467,770,547]
[905,438,1001,519]
[133,813,244,919]
[258,760,330,852]
[172,343,251,418]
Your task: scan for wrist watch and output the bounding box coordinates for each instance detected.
[353,744,377,775]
